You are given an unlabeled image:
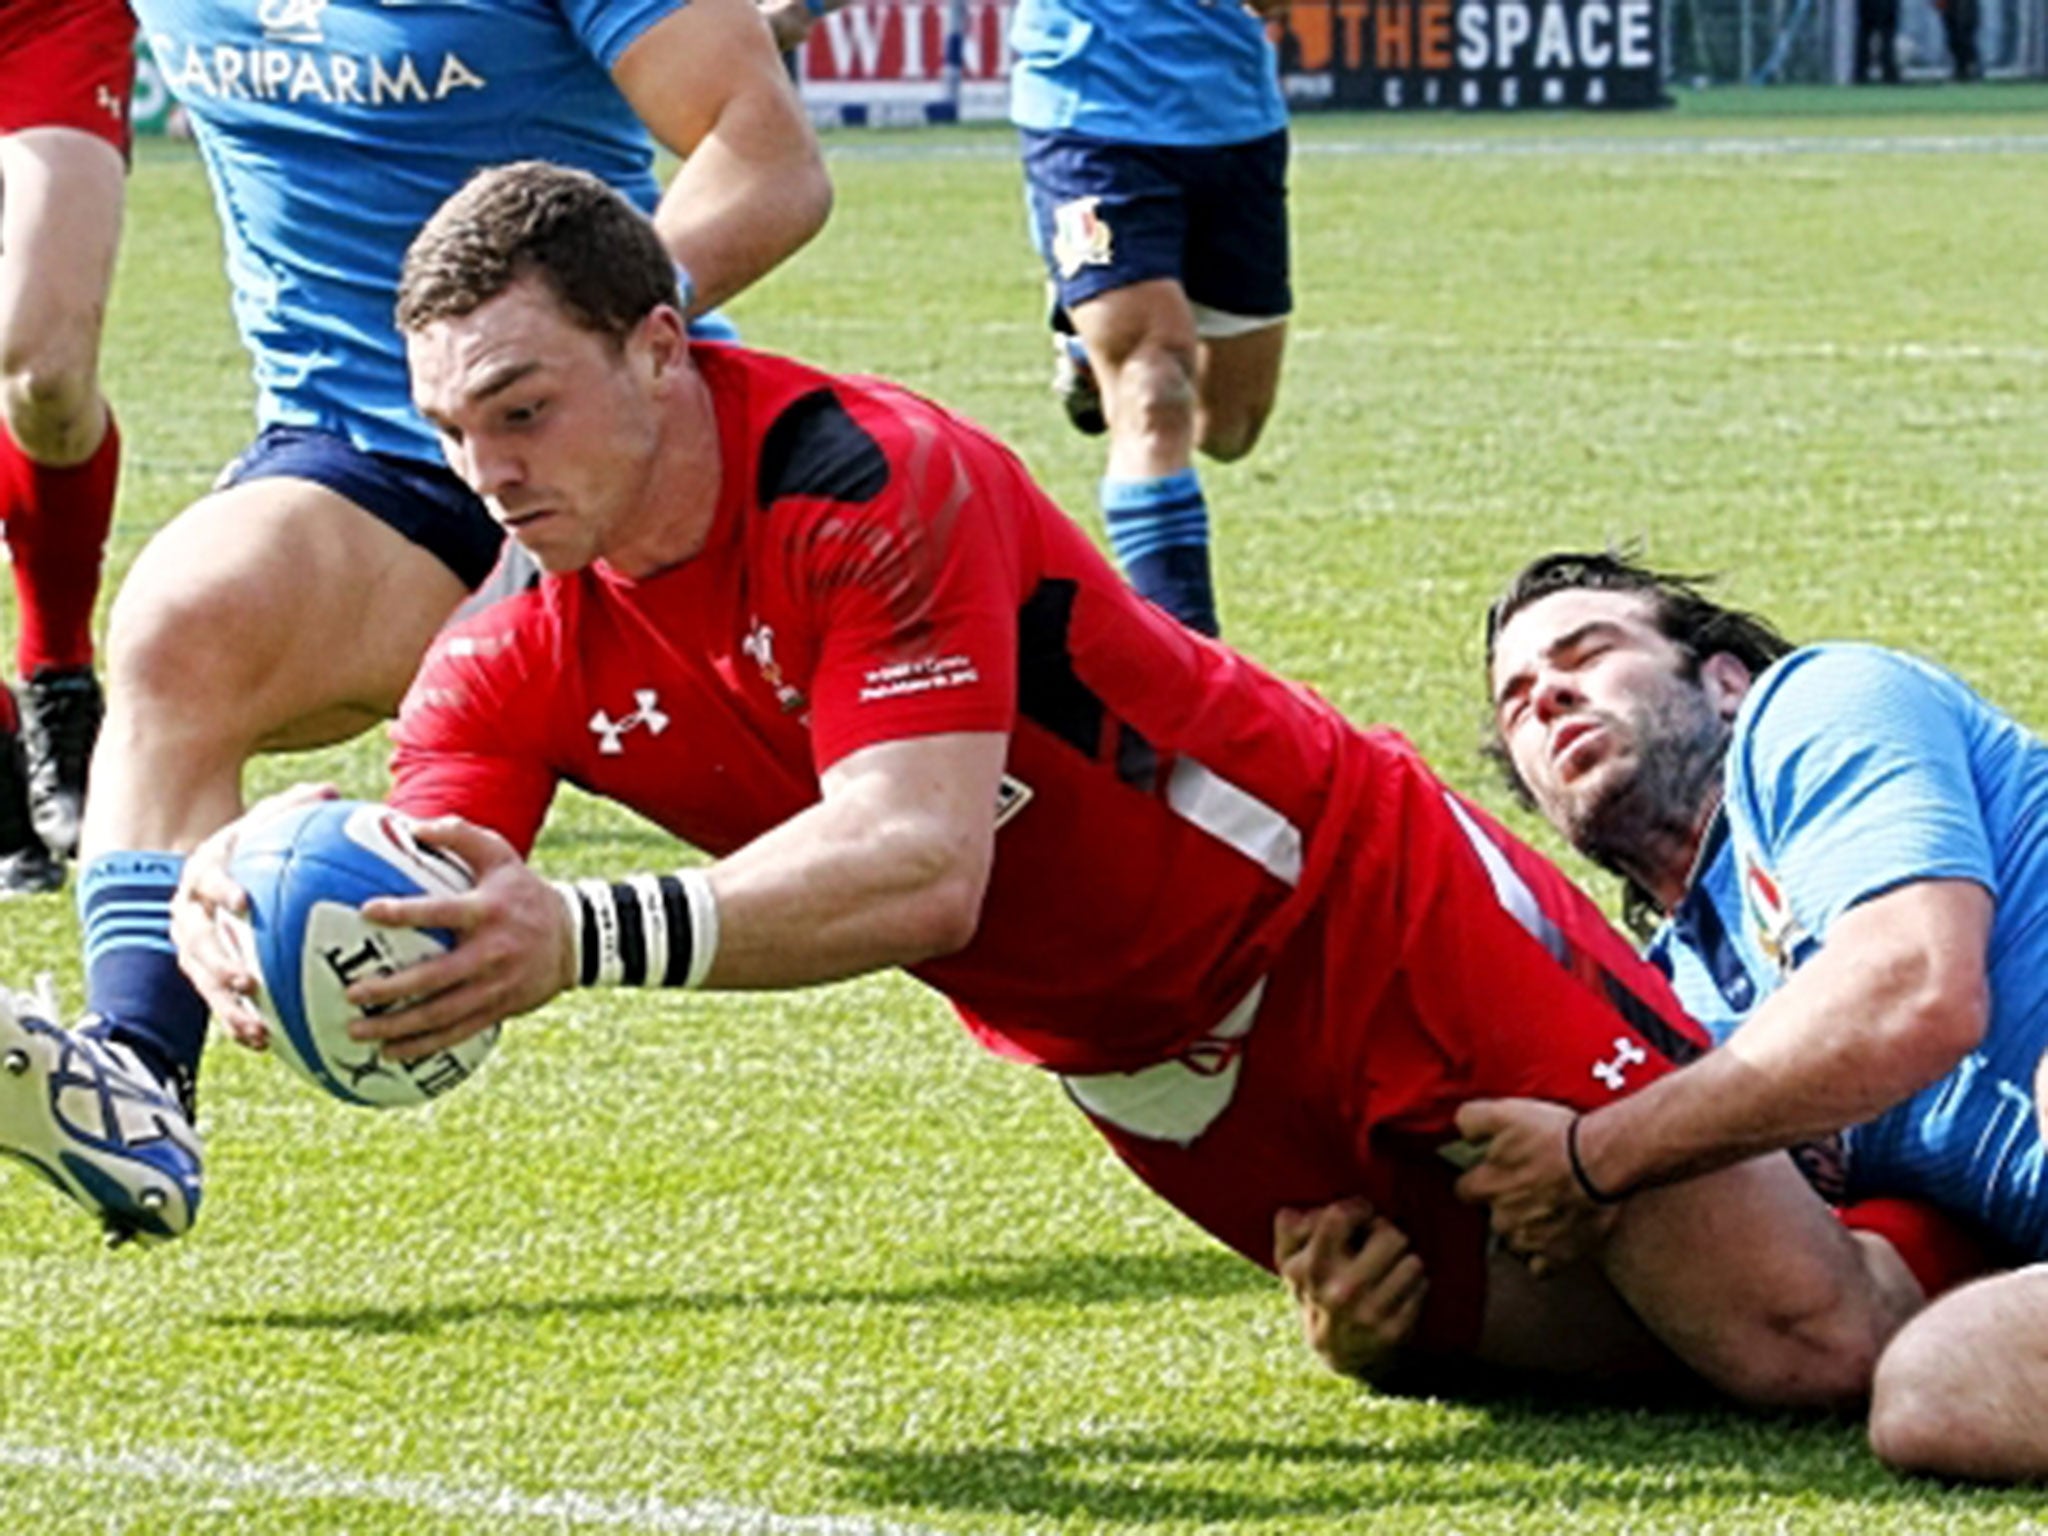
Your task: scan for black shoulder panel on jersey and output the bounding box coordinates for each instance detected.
[1017,578,1157,789]
[1017,579,1102,758]
[756,388,890,507]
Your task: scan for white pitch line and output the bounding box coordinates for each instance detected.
[0,1442,953,1536]
[825,131,2048,162]
[1287,329,2048,369]
[1292,131,2048,159]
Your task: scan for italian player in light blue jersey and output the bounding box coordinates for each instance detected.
[1469,551,2048,1483]
[1010,0,1293,638]
[0,0,830,1246]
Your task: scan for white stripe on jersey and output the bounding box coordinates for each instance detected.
[1442,791,1569,965]
[1166,758,1303,887]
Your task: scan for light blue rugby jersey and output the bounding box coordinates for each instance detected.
[133,0,683,461]
[1650,643,2048,1257]
[1008,0,1285,147]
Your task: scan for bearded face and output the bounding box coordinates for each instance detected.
[1547,664,1729,879]
[1490,589,1745,889]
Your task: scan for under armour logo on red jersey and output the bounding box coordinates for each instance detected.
[589,691,670,756]
[1592,1035,1649,1092]
[96,85,125,122]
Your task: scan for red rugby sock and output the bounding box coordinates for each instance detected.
[2,411,118,677]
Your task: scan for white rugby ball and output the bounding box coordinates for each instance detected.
[225,799,499,1108]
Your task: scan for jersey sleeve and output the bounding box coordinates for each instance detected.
[1726,646,1997,940]
[789,409,1026,772]
[390,626,561,857]
[562,0,690,70]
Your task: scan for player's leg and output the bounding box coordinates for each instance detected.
[1604,1157,1920,1406]
[0,128,122,466]
[80,471,474,1085]
[0,437,495,1237]
[0,130,123,867]
[1867,1265,2048,1480]
[1183,129,1290,466]
[1020,131,1219,636]
[1867,1050,2048,1478]
[0,9,137,863]
[1192,320,1287,465]
[1069,281,1219,637]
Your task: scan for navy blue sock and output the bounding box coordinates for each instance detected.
[79,852,209,1097]
[1101,470,1219,637]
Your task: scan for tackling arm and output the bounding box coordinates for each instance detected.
[613,0,833,313]
[1570,878,1992,1191]
[1456,878,1992,1267]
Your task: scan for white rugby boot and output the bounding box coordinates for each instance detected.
[0,985,202,1244]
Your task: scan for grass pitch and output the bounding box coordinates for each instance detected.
[7,87,2048,1533]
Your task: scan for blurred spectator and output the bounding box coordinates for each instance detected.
[1937,0,1981,79]
[1857,0,1901,81]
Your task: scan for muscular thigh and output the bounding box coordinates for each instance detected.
[110,476,472,749]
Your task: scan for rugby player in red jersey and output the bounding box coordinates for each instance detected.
[176,162,1927,1403]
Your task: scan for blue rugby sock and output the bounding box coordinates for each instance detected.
[1101,470,1220,637]
[79,852,209,1098]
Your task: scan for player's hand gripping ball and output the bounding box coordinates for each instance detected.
[224,800,500,1108]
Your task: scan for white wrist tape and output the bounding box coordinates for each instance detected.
[551,868,719,989]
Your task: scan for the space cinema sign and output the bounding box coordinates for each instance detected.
[1274,0,1665,111]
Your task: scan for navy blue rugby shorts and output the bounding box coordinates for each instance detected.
[1021,128,1291,328]
[214,425,504,591]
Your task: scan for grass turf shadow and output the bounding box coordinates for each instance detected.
[205,1247,1268,1336]
[823,1421,2027,1525]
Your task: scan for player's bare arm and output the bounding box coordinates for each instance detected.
[694,731,1006,987]
[345,731,1007,1058]
[1457,878,1993,1267]
[616,0,832,313]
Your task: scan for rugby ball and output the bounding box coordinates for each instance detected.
[225,799,499,1108]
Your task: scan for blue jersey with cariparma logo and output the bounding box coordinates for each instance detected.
[132,0,682,460]
[1008,0,1285,147]
[1654,642,2048,1257]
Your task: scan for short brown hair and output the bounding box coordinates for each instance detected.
[396,160,679,340]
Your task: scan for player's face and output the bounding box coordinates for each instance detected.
[408,277,688,575]
[1489,589,1734,868]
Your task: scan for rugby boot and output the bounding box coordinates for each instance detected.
[0,989,202,1244]
[1052,335,1107,437]
[20,666,103,860]
[0,723,60,895]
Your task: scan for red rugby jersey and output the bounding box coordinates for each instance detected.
[393,345,1377,1072]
